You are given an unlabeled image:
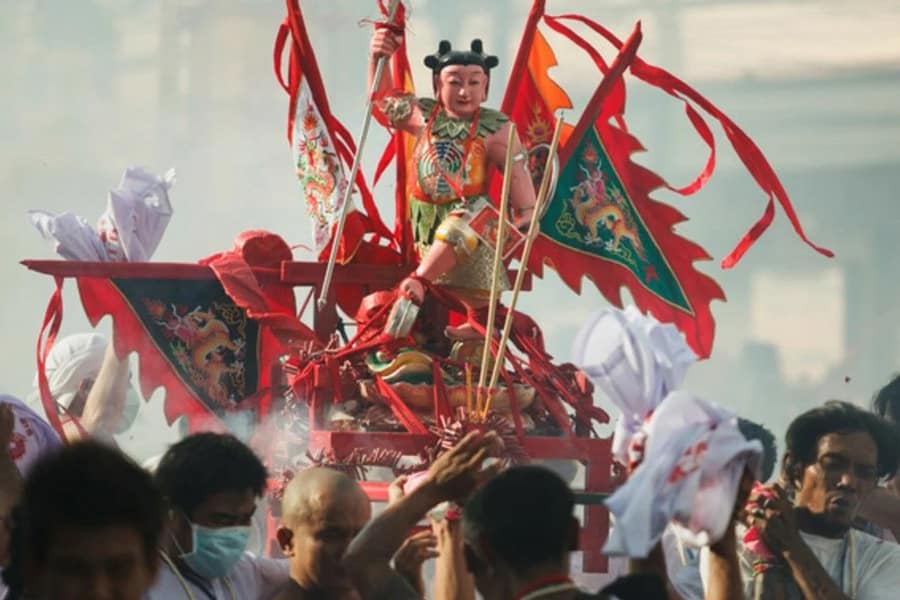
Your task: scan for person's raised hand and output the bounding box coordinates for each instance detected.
[393,529,438,597]
[399,277,425,305]
[425,431,503,503]
[745,482,801,556]
[388,475,409,506]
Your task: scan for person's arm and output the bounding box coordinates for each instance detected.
[392,530,437,598]
[78,341,130,438]
[705,526,746,600]
[343,431,501,598]
[705,467,758,600]
[627,541,684,600]
[431,516,475,600]
[749,484,850,600]
[857,486,900,540]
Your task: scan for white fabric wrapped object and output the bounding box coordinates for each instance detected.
[571,306,697,464]
[32,333,108,411]
[29,210,111,261]
[29,166,174,262]
[603,391,762,558]
[29,333,140,432]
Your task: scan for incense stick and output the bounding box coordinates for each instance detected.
[476,123,517,413]
[483,116,564,417]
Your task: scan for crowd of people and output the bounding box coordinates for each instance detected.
[0,332,899,600]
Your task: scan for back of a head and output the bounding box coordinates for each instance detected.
[873,374,900,423]
[463,465,575,572]
[737,417,778,481]
[21,441,163,567]
[784,400,900,482]
[155,432,267,515]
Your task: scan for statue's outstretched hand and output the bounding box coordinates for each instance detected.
[370,27,402,61]
[399,276,426,305]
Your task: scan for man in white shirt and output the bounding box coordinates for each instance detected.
[146,432,288,599]
[741,400,900,599]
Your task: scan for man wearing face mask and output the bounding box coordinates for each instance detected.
[147,432,289,599]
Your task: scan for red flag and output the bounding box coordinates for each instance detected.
[275,0,394,260]
[372,0,418,264]
[545,13,832,268]
[503,12,724,357]
[501,0,573,147]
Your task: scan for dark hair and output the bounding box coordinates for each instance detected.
[783,400,900,484]
[21,441,163,567]
[873,374,900,422]
[155,432,267,516]
[738,417,778,481]
[601,573,668,600]
[2,507,25,599]
[463,466,574,572]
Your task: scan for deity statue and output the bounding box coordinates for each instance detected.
[369,28,537,341]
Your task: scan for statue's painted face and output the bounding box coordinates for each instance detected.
[436,65,488,119]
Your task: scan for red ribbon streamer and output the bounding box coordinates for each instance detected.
[546,13,833,268]
[36,276,66,440]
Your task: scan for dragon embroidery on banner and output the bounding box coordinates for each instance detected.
[294,105,343,229]
[566,143,646,262]
[143,299,248,408]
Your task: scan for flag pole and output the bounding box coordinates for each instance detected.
[317,0,402,310]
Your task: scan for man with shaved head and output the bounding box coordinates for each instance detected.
[274,468,372,599]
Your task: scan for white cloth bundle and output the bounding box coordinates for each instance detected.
[29,332,140,433]
[33,332,108,411]
[29,166,175,262]
[603,391,762,557]
[571,306,697,464]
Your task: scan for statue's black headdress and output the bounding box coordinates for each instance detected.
[424,39,499,74]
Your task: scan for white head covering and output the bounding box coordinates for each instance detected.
[36,332,108,411]
[1,394,63,476]
[572,306,697,464]
[603,391,762,558]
